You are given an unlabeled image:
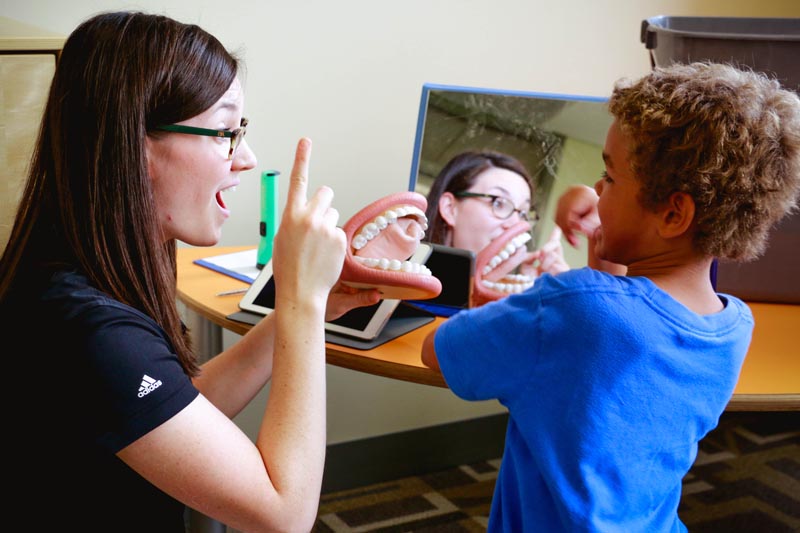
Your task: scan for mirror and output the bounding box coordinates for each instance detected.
[408,83,613,271]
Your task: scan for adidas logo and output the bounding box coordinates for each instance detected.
[138,374,163,398]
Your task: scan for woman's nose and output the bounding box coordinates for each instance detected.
[502,212,523,228]
[232,138,257,171]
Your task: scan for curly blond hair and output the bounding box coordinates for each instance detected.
[609,62,800,261]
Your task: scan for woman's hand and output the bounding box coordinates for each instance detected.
[271,138,346,306]
[520,227,570,277]
[325,282,381,322]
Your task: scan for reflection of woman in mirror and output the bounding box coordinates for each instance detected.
[424,151,568,305]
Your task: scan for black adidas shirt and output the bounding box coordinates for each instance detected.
[7,269,199,531]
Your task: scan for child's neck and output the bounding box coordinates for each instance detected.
[627,259,723,315]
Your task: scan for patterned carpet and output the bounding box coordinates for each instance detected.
[313,412,800,532]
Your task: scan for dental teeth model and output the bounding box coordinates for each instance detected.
[481,231,535,294]
[471,221,537,307]
[351,205,429,252]
[339,191,442,301]
[482,232,532,275]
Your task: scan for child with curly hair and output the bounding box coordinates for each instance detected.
[422,62,800,532]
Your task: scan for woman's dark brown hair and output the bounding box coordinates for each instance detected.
[0,11,239,375]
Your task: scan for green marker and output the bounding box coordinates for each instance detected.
[257,170,280,269]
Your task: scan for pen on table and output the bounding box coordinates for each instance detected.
[216,288,249,296]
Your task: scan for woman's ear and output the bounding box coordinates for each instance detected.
[439,192,458,227]
[144,136,156,181]
[659,191,695,239]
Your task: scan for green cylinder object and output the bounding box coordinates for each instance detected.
[256,170,280,269]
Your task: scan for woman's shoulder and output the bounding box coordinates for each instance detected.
[40,270,163,333]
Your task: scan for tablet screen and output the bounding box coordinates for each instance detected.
[251,275,381,331]
[239,242,433,340]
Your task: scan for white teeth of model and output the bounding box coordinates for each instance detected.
[481,232,534,275]
[406,206,426,218]
[353,256,433,275]
[353,206,431,251]
[483,256,502,275]
[480,279,535,293]
[363,222,379,238]
[354,257,378,267]
[515,233,532,246]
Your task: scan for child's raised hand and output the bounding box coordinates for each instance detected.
[271,138,347,305]
[554,185,600,248]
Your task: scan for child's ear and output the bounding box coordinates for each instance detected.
[659,191,695,238]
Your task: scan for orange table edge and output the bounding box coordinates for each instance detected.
[177,246,799,411]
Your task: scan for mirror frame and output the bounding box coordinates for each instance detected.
[407,83,613,269]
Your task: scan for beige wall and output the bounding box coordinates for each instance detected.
[6,1,799,443]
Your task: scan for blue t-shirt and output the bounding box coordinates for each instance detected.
[7,270,200,531]
[434,268,753,532]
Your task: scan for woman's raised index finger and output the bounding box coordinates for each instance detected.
[287,138,312,209]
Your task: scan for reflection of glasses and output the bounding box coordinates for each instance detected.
[454,191,537,223]
[155,117,248,160]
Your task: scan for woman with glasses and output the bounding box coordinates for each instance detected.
[424,150,570,293]
[0,11,378,532]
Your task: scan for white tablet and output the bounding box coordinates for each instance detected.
[239,242,433,340]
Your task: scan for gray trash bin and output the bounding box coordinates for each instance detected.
[641,16,800,92]
[641,16,800,304]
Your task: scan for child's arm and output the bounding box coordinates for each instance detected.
[554,185,626,275]
[421,327,441,371]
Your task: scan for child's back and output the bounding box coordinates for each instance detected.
[437,268,752,531]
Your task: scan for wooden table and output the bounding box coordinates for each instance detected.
[177,246,800,410]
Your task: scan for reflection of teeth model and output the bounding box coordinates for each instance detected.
[351,206,428,251]
[353,256,433,275]
[471,220,533,307]
[481,275,534,294]
[482,232,532,275]
[479,232,535,296]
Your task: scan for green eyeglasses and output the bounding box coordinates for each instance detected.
[155,117,248,160]
[454,191,538,223]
